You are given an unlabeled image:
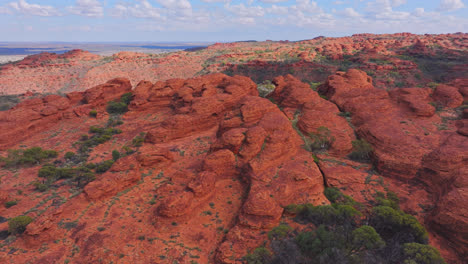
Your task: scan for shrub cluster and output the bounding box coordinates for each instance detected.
[309,126,335,152]
[38,164,96,188]
[257,81,276,98]
[0,147,57,168]
[8,215,33,235]
[77,126,121,153]
[348,139,373,162]
[89,109,97,117]
[132,132,146,147]
[245,188,445,264]
[106,92,133,114]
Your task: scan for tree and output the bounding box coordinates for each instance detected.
[244,247,273,264]
[112,150,121,161]
[403,243,446,264]
[8,215,33,235]
[348,139,373,162]
[350,225,385,253]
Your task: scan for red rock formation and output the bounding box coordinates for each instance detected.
[320,69,467,262]
[1,33,466,95]
[0,78,131,149]
[270,75,355,156]
[0,51,467,263]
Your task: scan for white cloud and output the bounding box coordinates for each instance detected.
[0,6,12,14]
[338,7,361,18]
[366,0,410,20]
[225,3,265,17]
[391,0,406,7]
[157,0,192,10]
[258,0,290,3]
[295,0,322,13]
[267,4,289,14]
[67,0,103,17]
[438,0,465,11]
[413,7,425,17]
[8,0,60,16]
[110,1,163,19]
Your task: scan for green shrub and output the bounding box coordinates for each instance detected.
[1,147,58,168]
[120,92,133,105]
[309,126,334,152]
[89,110,97,117]
[370,206,428,244]
[8,215,33,235]
[95,160,114,173]
[351,225,385,250]
[38,164,95,187]
[106,92,133,114]
[77,126,121,154]
[132,132,146,147]
[33,181,48,192]
[338,112,351,118]
[106,101,128,114]
[324,187,358,206]
[112,150,121,161]
[244,247,272,264]
[348,139,373,162]
[64,152,76,160]
[106,117,124,127]
[268,224,292,240]
[5,200,17,208]
[258,188,443,264]
[375,191,400,210]
[403,243,446,264]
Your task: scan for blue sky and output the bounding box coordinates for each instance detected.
[0,0,466,42]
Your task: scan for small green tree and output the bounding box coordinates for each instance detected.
[244,247,273,264]
[403,243,446,264]
[89,109,97,117]
[268,224,293,240]
[106,101,128,114]
[112,150,121,161]
[8,215,33,235]
[350,225,385,252]
[349,139,373,162]
[64,152,76,160]
[95,160,114,173]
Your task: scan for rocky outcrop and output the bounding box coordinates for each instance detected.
[432,84,464,108]
[271,75,355,156]
[320,69,467,262]
[0,56,467,263]
[0,78,132,149]
[1,33,466,95]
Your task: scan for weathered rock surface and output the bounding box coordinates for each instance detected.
[319,69,467,263]
[0,43,467,262]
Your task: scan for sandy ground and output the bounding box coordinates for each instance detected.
[0,55,27,64]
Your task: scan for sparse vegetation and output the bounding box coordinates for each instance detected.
[348,139,373,162]
[5,200,17,208]
[8,215,33,235]
[257,80,276,97]
[89,109,97,117]
[106,92,133,114]
[247,188,444,264]
[112,150,121,161]
[0,147,58,168]
[309,126,334,152]
[132,132,146,147]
